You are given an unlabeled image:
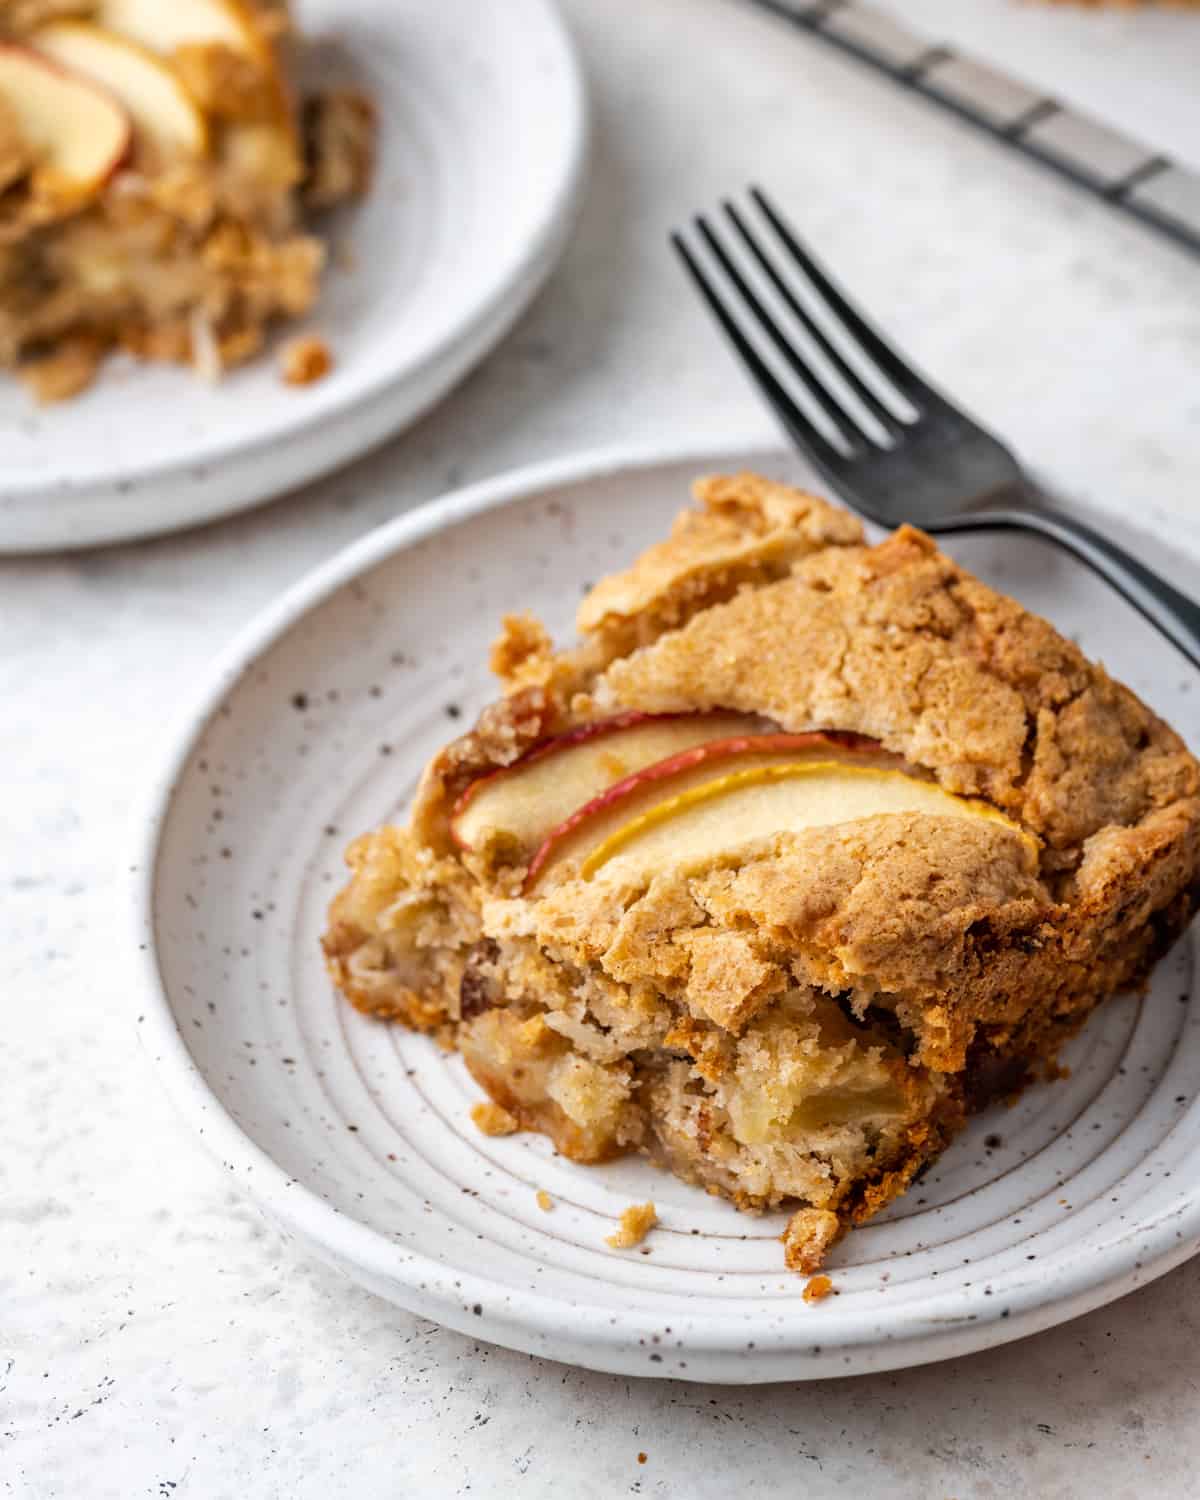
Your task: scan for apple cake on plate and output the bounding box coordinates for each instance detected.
[0,0,374,401]
[324,473,1200,1274]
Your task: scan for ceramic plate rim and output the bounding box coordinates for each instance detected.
[6,0,588,524]
[131,440,1200,1379]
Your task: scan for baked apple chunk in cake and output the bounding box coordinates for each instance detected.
[323,473,1200,1273]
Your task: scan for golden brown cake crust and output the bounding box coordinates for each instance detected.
[597,521,1197,863]
[414,483,1196,867]
[512,815,1052,1066]
[409,476,866,850]
[577,474,862,652]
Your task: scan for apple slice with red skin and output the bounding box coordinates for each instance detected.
[34,22,210,163]
[0,44,132,197]
[576,756,1031,887]
[523,730,901,891]
[449,711,767,862]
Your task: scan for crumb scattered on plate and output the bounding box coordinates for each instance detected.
[281,334,334,387]
[536,1189,553,1212]
[802,1274,835,1304]
[470,1100,518,1137]
[605,1201,657,1249]
[781,1208,840,1275]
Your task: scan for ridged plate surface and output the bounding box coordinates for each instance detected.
[135,446,1200,1381]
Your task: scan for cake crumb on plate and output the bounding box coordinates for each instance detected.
[606,1202,657,1249]
[19,334,107,405]
[803,1274,835,1304]
[536,1189,553,1212]
[470,1100,518,1136]
[782,1208,840,1274]
[281,335,334,387]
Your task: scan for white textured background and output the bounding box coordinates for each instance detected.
[5,0,1200,1495]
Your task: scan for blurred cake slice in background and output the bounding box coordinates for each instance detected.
[0,0,375,401]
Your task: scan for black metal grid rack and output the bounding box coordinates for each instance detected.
[747,0,1200,258]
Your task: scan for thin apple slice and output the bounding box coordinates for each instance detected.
[92,0,265,59]
[34,23,208,162]
[523,731,898,890]
[0,44,131,196]
[582,761,1030,887]
[94,0,299,180]
[524,732,1032,891]
[450,712,767,861]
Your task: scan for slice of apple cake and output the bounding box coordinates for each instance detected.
[323,473,1200,1273]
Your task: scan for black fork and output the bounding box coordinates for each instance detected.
[673,188,1200,670]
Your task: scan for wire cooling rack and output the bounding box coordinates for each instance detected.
[745,0,1200,258]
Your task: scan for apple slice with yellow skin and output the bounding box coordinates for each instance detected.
[523,731,898,890]
[0,44,132,196]
[33,23,209,163]
[524,731,1030,891]
[581,761,1031,886]
[450,712,767,862]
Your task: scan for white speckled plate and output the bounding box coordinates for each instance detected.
[0,0,586,552]
[133,444,1200,1382]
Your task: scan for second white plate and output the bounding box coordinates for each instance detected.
[134,444,1200,1382]
[1,0,586,551]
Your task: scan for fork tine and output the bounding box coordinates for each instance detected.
[751,187,936,405]
[723,200,905,436]
[671,232,848,471]
[692,216,864,452]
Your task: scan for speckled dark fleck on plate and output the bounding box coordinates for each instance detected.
[132,444,1200,1382]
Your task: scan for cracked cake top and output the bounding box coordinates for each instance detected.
[419,472,1198,873]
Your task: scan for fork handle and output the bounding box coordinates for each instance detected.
[936,506,1200,672]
